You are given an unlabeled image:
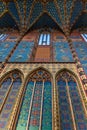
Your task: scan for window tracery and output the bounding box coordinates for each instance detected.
[16,69,52,130]
[56,71,87,130]
[0,71,22,129]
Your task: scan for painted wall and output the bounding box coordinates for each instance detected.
[53,32,73,62]
[71,32,87,74]
[9,32,37,62]
[9,41,34,62]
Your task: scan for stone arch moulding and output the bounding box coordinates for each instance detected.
[56,68,87,130]
[0,68,24,82]
[24,66,53,84]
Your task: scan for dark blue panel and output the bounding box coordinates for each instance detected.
[73,41,87,74]
[72,13,87,29]
[29,13,62,30]
[0,13,18,28]
[8,2,20,22]
[70,36,81,39]
[30,2,43,25]
[26,0,34,18]
[16,0,24,25]
[70,0,83,25]
[46,2,62,27]
[66,0,73,17]
[0,2,6,15]
[9,41,34,62]
[54,42,74,62]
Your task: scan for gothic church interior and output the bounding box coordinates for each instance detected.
[0,0,87,130]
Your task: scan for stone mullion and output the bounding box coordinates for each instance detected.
[0,35,24,73]
[53,75,60,130]
[67,37,87,90]
[26,81,36,130]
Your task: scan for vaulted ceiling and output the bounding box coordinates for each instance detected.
[0,0,87,36]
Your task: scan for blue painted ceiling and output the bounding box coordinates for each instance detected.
[29,13,63,32]
[0,0,87,35]
[72,12,87,30]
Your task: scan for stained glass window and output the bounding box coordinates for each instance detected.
[16,69,52,130]
[0,72,22,129]
[0,33,8,42]
[81,34,87,42]
[39,33,50,45]
[57,71,87,130]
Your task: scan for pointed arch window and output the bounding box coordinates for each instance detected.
[0,71,22,129]
[39,33,50,45]
[16,69,52,130]
[81,34,87,42]
[0,33,8,42]
[56,71,87,130]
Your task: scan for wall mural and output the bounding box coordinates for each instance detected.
[9,41,34,62]
[54,42,74,62]
[73,41,87,74]
[0,41,16,62]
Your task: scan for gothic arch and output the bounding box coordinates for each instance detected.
[16,67,53,130]
[24,67,53,86]
[55,68,78,81]
[0,68,24,84]
[0,69,23,129]
[56,69,87,130]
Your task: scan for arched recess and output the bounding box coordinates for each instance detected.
[0,69,23,130]
[56,69,87,130]
[16,67,53,130]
